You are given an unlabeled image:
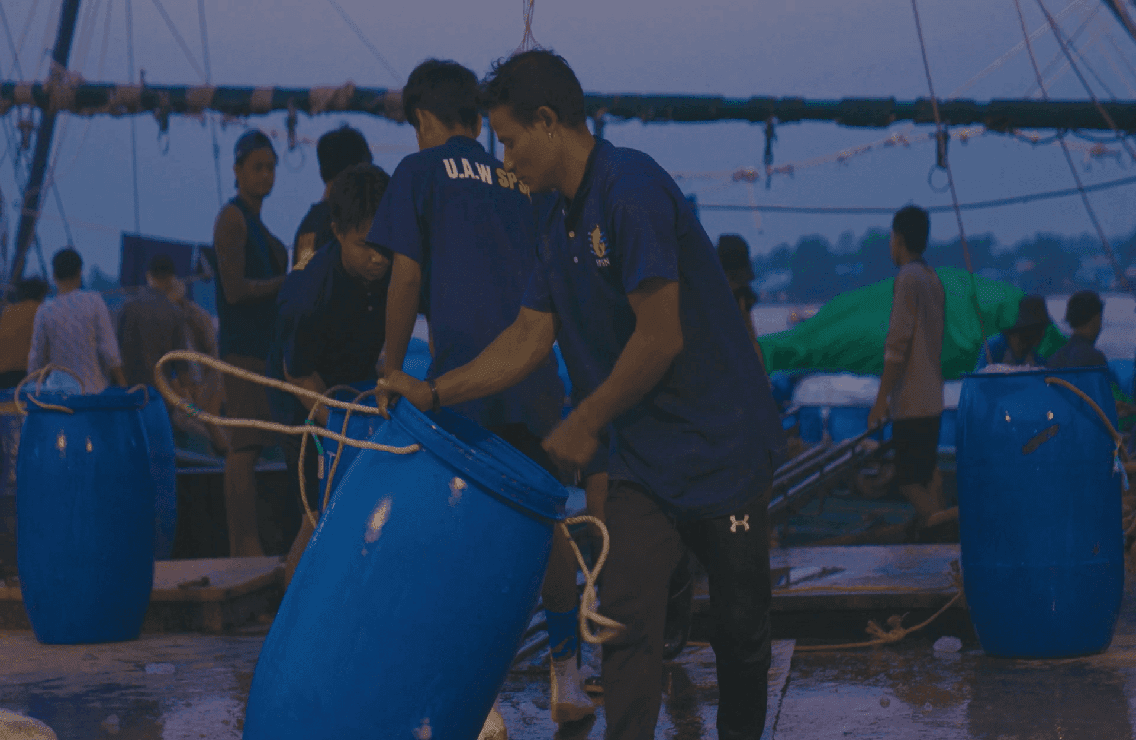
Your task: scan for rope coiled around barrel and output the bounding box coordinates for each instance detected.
[155,350,624,644]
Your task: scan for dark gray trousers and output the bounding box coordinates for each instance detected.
[599,480,772,740]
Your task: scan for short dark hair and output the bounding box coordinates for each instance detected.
[403,60,481,131]
[892,205,930,254]
[16,277,49,302]
[1066,290,1103,328]
[481,50,587,129]
[329,163,391,234]
[717,234,755,281]
[317,126,373,184]
[148,253,176,278]
[52,248,82,280]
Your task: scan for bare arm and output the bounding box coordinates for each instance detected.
[382,254,422,378]
[283,361,329,426]
[542,278,683,470]
[569,278,683,436]
[378,307,558,413]
[293,233,316,271]
[214,205,285,304]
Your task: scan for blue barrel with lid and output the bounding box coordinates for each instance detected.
[320,385,381,512]
[16,387,155,644]
[956,367,1124,658]
[243,398,568,739]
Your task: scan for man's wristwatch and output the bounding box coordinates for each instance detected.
[428,379,441,413]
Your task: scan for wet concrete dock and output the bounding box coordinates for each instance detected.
[3,568,1135,739]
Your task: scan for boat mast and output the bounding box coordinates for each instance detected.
[8,0,83,284]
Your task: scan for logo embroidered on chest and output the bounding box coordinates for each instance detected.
[589,225,610,267]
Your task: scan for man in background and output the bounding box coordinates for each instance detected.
[28,248,125,393]
[717,234,766,369]
[0,278,49,389]
[868,206,953,542]
[975,294,1052,370]
[117,254,190,390]
[1046,291,1108,370]
[292,126,373,271]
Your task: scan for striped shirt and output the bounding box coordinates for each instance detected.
[27,290,122,394]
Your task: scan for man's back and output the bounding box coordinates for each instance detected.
[28,290,122,394]
[117,287,188,388]
[886,262,945,419]
[370,135,564,436]
[1046,335,1108,369]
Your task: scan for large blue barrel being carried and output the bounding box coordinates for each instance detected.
[244,399,568,739]
[17,388,156,644]
[956,367,1124,658]
[139,388,178,560]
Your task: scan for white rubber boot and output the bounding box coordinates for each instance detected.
[0,710,58,740]
[550,655,595,724]
[477,700,507,740]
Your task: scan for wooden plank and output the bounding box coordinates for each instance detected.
[0,557,284,604]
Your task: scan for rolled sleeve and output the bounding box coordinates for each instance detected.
[366,162,424,264]
[610,179,680,294]
[884,272,916,364]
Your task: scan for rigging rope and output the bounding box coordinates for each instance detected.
[126,0,140,232]
[0,2,26,78]
[197,0,222,207]
[13,0,41,77]
[324,0,401,84]
[1037,0,1136,163]
[515,0,540,54]
[148,0,206,82]
[696,172,1136,214]
[1015,0,1130,291]
[909,0,992,363]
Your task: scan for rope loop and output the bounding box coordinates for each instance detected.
[13,365,85,415]
[561,515,624,644]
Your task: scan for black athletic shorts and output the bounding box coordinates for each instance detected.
[892,415,941,487]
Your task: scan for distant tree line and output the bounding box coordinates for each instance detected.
[753,226,1136,303]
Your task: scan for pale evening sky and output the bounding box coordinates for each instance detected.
[0,0,1134,280]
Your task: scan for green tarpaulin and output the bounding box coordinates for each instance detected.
[757,267,1067,380]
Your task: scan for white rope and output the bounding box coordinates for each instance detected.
[561,515,624,644]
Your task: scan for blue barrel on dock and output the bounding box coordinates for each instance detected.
[243,399,568,739]
[16,388,155,644]
[139,389,177,561]
[956,367,1124,658]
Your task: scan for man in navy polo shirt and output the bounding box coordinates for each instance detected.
[379,50,785,740]
[266,163,392,587]
[368,59,595,732]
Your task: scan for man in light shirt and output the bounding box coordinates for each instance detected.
[27,248,125,393]
[868,206,954,542]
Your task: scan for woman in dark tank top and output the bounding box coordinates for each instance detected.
[210,129,288,558]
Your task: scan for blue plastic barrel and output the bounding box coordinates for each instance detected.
[956,367,1123,658]
[138,389,177,560]
[244,399,568,739]
[0,390,19,569]
[321,385,382,511]
[17,388,155,644]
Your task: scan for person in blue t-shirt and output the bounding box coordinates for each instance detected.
[267,164,392,588]
[292,125,373,271]
[379,50,786,740]
[367,60,590,731]
[975,294,1051,371]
